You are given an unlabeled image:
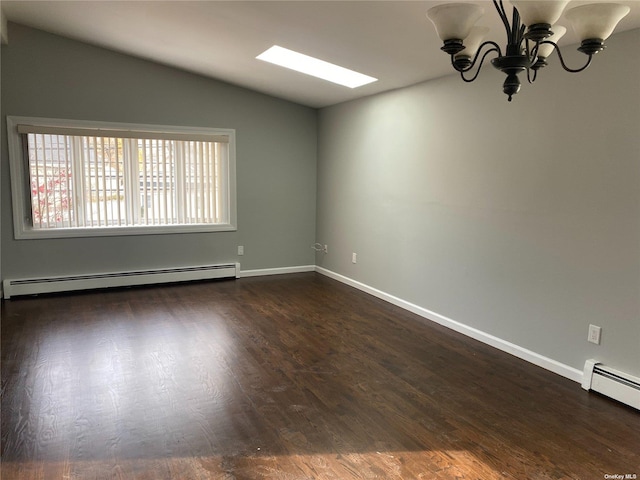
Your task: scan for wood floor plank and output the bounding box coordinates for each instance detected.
[2,273,639,479]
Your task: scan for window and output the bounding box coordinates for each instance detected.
[7,117,236,238]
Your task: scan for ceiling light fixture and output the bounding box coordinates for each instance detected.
[256,45,377,89]
[426,1,630,101]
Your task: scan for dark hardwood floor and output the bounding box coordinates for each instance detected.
[1,273,638,479]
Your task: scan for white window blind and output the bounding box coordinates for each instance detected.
[7,117,236,238]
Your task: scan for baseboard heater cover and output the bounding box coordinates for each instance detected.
[3,262,240,299]
[582,359,640,410]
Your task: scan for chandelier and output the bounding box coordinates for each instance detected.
[426,1,630,101]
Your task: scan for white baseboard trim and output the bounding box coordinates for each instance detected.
[316,267,583,384]
[239,265,316,278]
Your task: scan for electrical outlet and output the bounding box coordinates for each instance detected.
[588,324,601,345]
[352,252,357,264]
[312,243,328,254]
[237,245,244,256]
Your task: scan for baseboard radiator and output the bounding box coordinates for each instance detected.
[582,360,640,410]
[2,262,240,299]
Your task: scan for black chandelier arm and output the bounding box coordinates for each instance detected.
[526,67,538,84]
[458,46,501,83]
[540,41,594,73]
[493,0,527,54]
[526,38,541,66]
[493,0,512,39]
[510,8,522,46]
[524,38,534,62]
[518,24,526,46]
[451,40,502,74]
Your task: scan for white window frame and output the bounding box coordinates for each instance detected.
[7,116,237,239]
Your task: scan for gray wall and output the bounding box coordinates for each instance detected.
[1,23,317,278]
[316,29,640,377]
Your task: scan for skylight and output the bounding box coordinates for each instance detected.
[256,45,377,89]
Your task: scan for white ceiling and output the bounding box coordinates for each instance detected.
[2,0,640,108]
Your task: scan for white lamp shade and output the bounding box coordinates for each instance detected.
[454,26,490,58]
[536,25,566,57]
[510,0,570,27]
[426,3,484,41]
[565,3,630,41]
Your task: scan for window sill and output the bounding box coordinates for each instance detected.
[14,223,237,240]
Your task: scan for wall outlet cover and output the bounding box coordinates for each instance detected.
[588,324,601,345]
